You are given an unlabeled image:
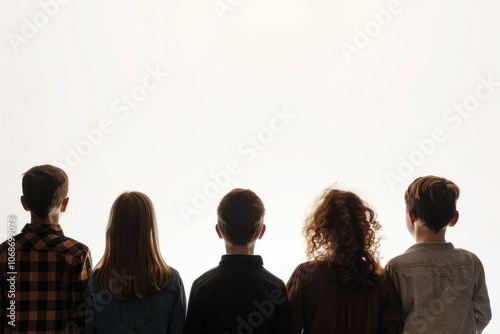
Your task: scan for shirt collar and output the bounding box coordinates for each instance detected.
[21,223,64,235]
[406,242,454,252]
[220,254,264,266]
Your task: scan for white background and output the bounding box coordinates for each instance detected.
[1,0,498,331]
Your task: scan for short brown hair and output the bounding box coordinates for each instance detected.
[405,176,460,233]
[217,188,265,246]
[22,164,69,218]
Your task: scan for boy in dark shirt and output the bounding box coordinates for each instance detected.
[184,188,292,334]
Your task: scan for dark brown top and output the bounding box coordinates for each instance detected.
[286,261,402,334]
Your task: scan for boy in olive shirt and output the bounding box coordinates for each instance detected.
[386,176,491,333]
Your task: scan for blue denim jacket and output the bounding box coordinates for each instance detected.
[85,267,186,334]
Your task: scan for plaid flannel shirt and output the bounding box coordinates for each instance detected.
[0,223,92,334]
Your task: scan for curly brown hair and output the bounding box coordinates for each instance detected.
[304,188,383,290]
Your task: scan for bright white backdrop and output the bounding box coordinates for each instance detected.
[1,0,498,331]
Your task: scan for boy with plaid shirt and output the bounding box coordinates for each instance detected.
[0,165,92,333]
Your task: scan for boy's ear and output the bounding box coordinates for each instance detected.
[448,210,459,227]
[407,209,417,224]
[20,196,30,211]
[60,197,69,213]
[257,224,266,240]
[215,224,223,239]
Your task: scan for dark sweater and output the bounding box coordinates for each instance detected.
[286,261,402,334]
[184,255,292,334]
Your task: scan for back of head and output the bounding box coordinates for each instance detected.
[405,176,460,233]
[22,164,69,218]
[96,191,171,299]
[217,188,265,247]
[304,188,382,289]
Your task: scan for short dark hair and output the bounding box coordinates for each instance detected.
[405,175,460,233]
[217,188,265,246]
[22,165,69,218]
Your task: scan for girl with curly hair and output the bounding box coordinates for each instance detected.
[286,188,402,333]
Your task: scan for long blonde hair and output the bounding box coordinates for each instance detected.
[95,191,172,299]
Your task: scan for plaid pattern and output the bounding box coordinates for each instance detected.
[0,224,92,334]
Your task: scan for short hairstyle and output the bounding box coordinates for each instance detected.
[405,175,460,233]
[217,188,265,247]
[95,191,172,299]
[22,165,69,218]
